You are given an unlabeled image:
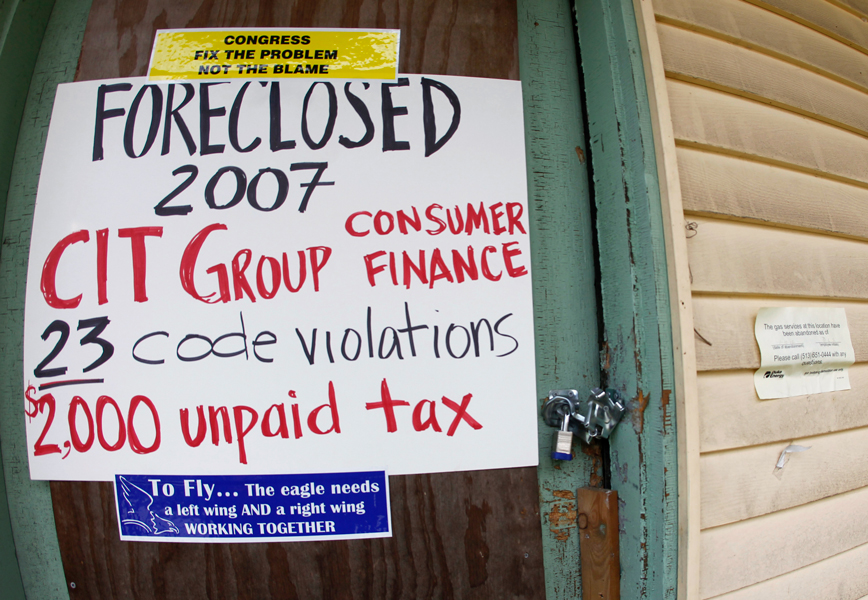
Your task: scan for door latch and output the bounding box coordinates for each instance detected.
[541,388,625,460]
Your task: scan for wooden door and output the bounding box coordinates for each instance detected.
[49,1,551,598]
[0,0,691,596]
[0,0,693,594]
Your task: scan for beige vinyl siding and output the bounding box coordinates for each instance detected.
[639,0,868,597]
[697,365,868,452]
[707,541,868,600]
[832,0,868,20]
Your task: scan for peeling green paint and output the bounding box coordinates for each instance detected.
[517,0,601,597]
[574,0,679,598]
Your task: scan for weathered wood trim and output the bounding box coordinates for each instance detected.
[575,0,681,597]
[0,447,25,599]
[632,1,700,597]
[0,0,91,598]
[0,9,51,598]
[517,1,601,597]
[576,487,620,600]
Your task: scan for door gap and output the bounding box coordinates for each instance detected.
[571,0,611,491]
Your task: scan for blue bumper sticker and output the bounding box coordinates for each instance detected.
[114,471,390,542]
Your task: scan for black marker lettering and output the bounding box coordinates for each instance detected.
[199,82,227,155]
[269,82,296,151]
[381,78,410,152]
[161,83,197,155]
[421,78,461,157]
[229,82,262,153]
[301,82,337,150]
[93,83,132,161]
[339,82,374,149]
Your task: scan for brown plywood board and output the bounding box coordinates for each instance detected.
[52,1,544,599]
[576,488,620,600]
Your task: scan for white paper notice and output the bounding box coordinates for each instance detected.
[754,307,854,400]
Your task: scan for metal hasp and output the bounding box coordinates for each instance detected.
[542,388,626,447]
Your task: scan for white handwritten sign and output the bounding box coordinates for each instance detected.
[23,75,537,481]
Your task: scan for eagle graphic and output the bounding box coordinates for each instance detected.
[118,476,179,536]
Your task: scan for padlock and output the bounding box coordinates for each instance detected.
[551,409,573,461]
[543,388,624,448]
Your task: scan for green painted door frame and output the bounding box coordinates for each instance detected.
[575,0,679,597]
[519,1,601,596]
[523,0,679,597]
[0,0,678,598]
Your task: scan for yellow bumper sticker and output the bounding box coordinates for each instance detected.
[148,28,399,81]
